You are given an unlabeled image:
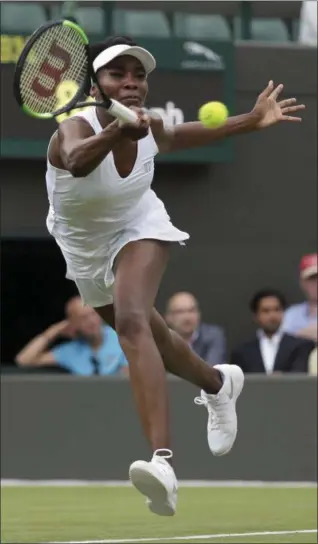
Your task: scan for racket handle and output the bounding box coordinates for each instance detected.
[108,99,138,125]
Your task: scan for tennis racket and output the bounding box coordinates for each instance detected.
[13,19,138,124]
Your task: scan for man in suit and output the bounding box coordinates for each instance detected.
[231,289,315,374]
[165,291,226,366]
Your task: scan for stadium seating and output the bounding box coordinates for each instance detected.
[0,2,47,33]
[0,1,304,43]
[113,9,171,38]
[174,13,232,40]
[250,19,290,42]
[235,17,290,42]
[74,6,105,36]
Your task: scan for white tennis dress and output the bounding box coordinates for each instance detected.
[46,107,189,307]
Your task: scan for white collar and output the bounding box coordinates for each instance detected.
[257,329,284,343]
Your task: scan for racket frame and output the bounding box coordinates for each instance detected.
[13,19,138,124]
[14,19,92,119]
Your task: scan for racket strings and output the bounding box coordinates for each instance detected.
[20,24,88,114]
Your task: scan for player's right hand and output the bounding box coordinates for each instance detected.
[118,107,150,141]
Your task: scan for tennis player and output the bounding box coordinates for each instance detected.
[46,36,305,516]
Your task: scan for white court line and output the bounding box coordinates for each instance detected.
[2,479,317,488]
[50,529,317,544]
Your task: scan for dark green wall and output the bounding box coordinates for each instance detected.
[1,376,316,481]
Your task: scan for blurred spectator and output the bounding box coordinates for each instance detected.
[299,0,317,46]
[15,296,128,376]
[282,254,317,342]
[165,291,226,365]
[308,347,317,375]
[231,289,315,374]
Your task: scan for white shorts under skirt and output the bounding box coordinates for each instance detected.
[62,223,189,308]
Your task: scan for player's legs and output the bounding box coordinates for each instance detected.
[96,300,243,460]
[109,239,177,516]
[149,309,244,456]
[95,303,223,391]
[94,304,116,328]
[94,241,224,449]
[95,304,224,391]
[95,299,178,516]
[112,239,171,454]
[94,240,243,462]
[150,309,223,392]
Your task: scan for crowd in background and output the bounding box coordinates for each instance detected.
[2,0,316,378]
[15,253,317,377]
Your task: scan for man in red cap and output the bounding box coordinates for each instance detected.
[283,254,318,342]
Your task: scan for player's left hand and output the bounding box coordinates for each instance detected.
[252,80,306,129]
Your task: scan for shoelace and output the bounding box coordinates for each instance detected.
[194,396,207,407]
[147,453,178,500]
[194,395,221,430]
[153,448,173,461]
[194,394,226,408]
[152,449,173,475]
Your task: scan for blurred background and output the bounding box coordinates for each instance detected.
[0,1,317,485]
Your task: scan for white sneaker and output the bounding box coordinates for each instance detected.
[195,364,244,456]
[129,449,177,516]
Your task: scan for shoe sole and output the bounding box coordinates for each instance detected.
[129,461,175,516]
[211,364,245,457]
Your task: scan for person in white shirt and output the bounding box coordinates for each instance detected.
[308,347,317,375]
[231,289,315,374]
[46,35,306,516]
[299,0,317,46]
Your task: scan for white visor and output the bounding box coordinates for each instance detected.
[93,44,156,75]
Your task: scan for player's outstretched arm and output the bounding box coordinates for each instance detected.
[151,81,306,154]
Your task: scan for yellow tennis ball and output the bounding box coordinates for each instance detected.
[198,101,229,128]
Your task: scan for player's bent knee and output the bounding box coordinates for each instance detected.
[116,310,151,349]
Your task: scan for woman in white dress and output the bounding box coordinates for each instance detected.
[46,36,305,516]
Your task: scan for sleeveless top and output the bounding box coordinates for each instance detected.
[46,107,162,260]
